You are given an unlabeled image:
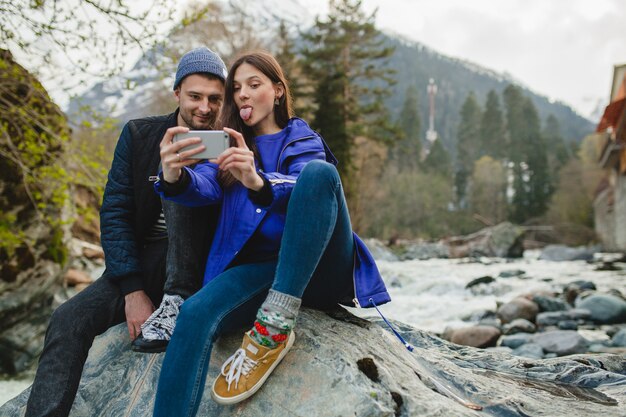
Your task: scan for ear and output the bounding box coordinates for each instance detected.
[174,88,181,104]
[274,82,284,99]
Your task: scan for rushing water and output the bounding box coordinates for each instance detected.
[2,250,625,406]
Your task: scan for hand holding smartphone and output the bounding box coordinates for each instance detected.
[173,130,230,159]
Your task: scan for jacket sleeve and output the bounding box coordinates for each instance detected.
[259,136,326,211]
[155,161,223,207]
[100,124,143,295]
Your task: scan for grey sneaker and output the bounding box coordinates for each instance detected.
[140,294,184,341]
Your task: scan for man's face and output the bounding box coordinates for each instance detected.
[175,74,225,130]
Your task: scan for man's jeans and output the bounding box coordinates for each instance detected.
[25,201,215,417]
[25,240,168,417]
[162,200,216,298]
[153,160,355,417]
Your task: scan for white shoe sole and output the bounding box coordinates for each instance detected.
[211,331,296,405]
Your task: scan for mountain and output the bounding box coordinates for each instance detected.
[67,0,594,149]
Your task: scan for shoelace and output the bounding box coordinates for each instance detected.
[220,348,258,390]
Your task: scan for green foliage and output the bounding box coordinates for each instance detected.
[422,138,451,177]
[389,85,421,171]
[0,49,71,265]
[469,156,507,224]
[479,90,506,159]
[455,91,482,205]
[301,0,396,189]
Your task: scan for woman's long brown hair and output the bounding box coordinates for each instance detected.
[218,51,294,187]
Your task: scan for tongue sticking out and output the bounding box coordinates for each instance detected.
[240,107,252,121]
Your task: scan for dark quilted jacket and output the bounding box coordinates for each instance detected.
[99,111,177,295]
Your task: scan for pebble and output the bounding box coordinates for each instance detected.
[575,294,626,324]
[497,297,539,324]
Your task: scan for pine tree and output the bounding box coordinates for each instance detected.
[503,84,551,222]
[503,84,527,222]
[543,114,571,181]
[274,21,307,117]
[391,85,421,171]
[454,91,482,207]
[522,97,551,218]
[300,0,395,186]
[479,90,506,159]
[422,137,451,177]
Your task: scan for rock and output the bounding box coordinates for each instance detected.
[575,294,626,324]
[536,309,591,327]
[531,331,589,356]
[539,245,597,261]
[533,295,570,312]
[595,262,621,271]
[498,269,526,278]
[610,328,626,347]
[0,262,66,374]
[512,343,544,359]
[449,325,501,348]
[558,320,578,330]
[64,269,94,286]
[503,318,536,335]
[445,222,525,258]
[568,280,597,291]
[4,309,626,417]
[500,333,534,349]
[399,242,449,260]
[465,275,495,289]
[496,297,539,324]
[362,238,399,262]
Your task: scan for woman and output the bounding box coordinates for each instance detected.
[153,51,390,416]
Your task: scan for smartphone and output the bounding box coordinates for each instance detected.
[173,130,230,159]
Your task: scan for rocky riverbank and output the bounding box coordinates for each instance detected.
[2,308,625,416]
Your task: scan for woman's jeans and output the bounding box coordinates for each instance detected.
[153,160,355,417]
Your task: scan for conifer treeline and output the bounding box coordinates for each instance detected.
[275,0,581,239]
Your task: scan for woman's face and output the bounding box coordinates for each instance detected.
[233,63,283,136]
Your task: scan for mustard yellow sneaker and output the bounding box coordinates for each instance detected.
[211,331,295,405]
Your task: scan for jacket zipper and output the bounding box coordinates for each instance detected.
[275,135,315,172]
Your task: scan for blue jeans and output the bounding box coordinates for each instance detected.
[153,160,355,417]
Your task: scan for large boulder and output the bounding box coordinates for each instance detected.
[445,222,525,258]
[3,309,626,416]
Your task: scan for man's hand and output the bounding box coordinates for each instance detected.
[159,126,205,183]
[124,290,155,340]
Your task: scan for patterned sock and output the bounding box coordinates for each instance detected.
[249,289,301,349]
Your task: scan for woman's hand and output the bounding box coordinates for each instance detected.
[159,126,206,183]
[218,127,264,191]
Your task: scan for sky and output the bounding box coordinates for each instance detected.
[296,0,625,121]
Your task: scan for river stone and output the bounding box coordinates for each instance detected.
[498,269,525,278]
[399,242,450,260]
[449,325,501,348]
[575,294,626,324]
[536,309,591,327]
[539,245,596,261]
[533,295,570,312]
[497,297,539,324]
[531,330,589,356]
[503,318,536,335]
[512,343,545,359]
[465,275,495,289]
[610,328,626,347]
[363,238,399,262]
[500,333,534,349]
[558,320,578,330]
[4,309,626,417]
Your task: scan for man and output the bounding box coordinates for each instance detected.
[25,47,227,417]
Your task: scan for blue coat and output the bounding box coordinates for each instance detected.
[156,118,390,308]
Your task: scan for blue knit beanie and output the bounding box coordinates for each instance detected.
[173,47,228,90]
